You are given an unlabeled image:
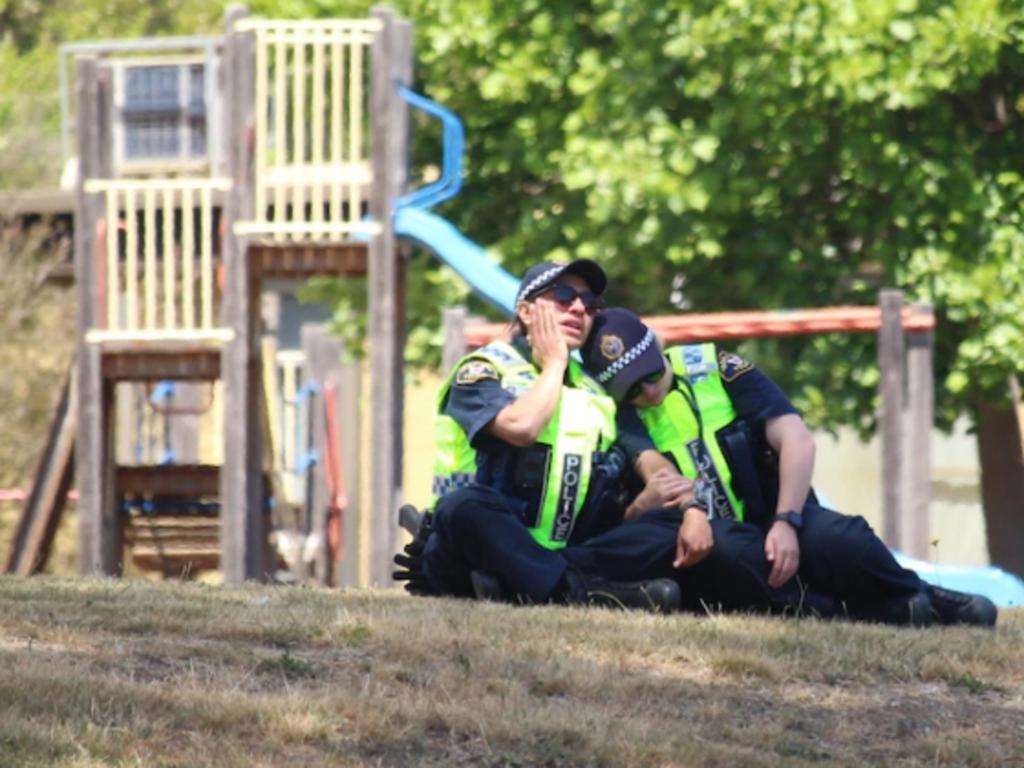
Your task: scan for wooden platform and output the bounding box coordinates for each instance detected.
[101,349,222,381]
[250,241,368,279]
[117,464,272,579]
[124,514,221,578]
[116,464,222,498]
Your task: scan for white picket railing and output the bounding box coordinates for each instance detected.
[234,19,383,241]
[83,177,233,344]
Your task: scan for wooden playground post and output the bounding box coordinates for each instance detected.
[441,306,468,374]
[220,13,267,583]
[75,55,120,576]
[367,7,412,585]
[302,324,342,586]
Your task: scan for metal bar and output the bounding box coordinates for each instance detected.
[273,37,287,238]
[125,188,138,330]
[254,27,267,224]
[330,35,343,223]
[84,178,231,192]
[236,19,382,33]
[349,38,363,228]
[200,186,213,330]
[85,328,233,343]
[233,220,381,236]
[311,38,325,240]
[143,188,157,330]
[161,186,176,329]
[181,186,195,329]
[104,189,119,331]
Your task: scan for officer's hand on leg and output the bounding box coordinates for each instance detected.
[765,520,800,588]
[673,506,714,568]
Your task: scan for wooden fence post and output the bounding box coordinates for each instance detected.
[878,289,905,550]
[442,306,467,373]
[903,302,934,559]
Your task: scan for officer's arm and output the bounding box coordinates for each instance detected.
[625,450,694,519]
[487,301,568,447]
[486,363,565,446]
[764,413,815,516]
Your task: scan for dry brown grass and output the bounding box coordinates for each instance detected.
[1,577,1022,767]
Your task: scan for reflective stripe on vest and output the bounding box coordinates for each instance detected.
[637,343,747,521]
[431,341,617,549]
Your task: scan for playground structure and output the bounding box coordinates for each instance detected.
[7,8,414,584]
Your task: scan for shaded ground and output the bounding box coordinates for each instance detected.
[1,577,1022,767]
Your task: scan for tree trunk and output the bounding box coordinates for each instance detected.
[975,384,1024,578]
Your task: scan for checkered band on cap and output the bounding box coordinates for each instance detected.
[594,329,655,383]
[516,266,564,304]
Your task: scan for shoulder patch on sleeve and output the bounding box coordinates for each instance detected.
[718,350,754,383]
[455,359,499,386]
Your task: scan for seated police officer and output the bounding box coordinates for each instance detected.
[580,307,997,627]
[396,261,811,616]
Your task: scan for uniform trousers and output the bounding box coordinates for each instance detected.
[779,502,924,618]
[422,484,795,611]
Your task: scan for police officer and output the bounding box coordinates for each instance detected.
[396,260,790,613]
[580,307,998,627]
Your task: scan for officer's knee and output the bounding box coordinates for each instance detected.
[801,507,870,550]
[434,486,512,537]
[707,521,767,569]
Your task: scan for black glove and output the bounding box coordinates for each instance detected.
[392,506,436,596]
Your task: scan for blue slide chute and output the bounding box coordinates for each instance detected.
[894,552,1024,608]
[395,86,518,316]
[393,207,517,315]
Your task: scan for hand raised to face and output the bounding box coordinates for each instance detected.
[523,299,569,371]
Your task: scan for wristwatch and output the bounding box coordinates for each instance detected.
[773,510,803,531]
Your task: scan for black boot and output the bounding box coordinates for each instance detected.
[561,569,680,614]
[925,584,998,627]
[470,570,505,602]
[876,589,935,627]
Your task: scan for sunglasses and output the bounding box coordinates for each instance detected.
[624,366,666,403]
[542,283,605,313]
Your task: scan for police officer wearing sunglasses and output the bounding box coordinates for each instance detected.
[580,307,998,627]
[397,261,792,612]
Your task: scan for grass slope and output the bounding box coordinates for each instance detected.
[1,576,1022,768]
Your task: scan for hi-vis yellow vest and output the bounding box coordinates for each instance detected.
[637,344,747,520]
[432,341,617,550]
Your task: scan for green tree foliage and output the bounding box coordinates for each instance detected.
[403,0,1024,438]
[3,0,1023,435]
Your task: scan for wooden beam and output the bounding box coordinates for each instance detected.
[75,56,120,576]
[463,306,936,348]
[220,16,268,583]
[367,8,412,586]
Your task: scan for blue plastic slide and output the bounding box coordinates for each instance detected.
[894,552,1024,608]
[394,207,518,316]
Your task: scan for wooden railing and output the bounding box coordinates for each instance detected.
[234,19,382,241]
[83,177,233,344]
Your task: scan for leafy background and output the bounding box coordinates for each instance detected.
[2,0,1023,568]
